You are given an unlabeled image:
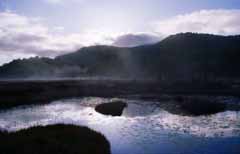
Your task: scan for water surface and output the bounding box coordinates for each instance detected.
[0,97,240,154]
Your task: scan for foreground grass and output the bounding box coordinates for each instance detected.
[0,124,111,154]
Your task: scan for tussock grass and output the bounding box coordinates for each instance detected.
[0,124,111,154]
[95,100,127,116]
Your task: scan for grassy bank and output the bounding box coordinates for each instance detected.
[0,124,111,154]
[0,79,156,110]
[0,79,239,110]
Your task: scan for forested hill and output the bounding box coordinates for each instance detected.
[0,33,240,82]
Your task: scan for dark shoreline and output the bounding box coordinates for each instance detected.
[0,79,240,110]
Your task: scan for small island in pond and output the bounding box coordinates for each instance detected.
[95,100,127,116]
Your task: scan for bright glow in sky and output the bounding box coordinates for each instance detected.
[0,0,240,65]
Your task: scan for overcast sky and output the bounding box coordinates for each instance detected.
[0,0,240,65]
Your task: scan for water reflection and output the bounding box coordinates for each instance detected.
[0,97,240,154]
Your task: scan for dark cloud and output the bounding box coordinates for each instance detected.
[13,33,46,43]
[112,33,161,47]
[0,12,85,65]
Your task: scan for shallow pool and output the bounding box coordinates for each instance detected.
[0,97,240,154]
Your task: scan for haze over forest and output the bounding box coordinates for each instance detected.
[0,33,240,82]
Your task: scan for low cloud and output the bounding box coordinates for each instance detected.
[0,11,159,66]
[113,9,240,48]
[152,9,240,36]
[1,9,240,66]
[0,11,90,65]
[112,33,161,47]
[44,0,84,4]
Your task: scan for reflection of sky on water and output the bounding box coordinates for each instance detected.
[0,97,240,154]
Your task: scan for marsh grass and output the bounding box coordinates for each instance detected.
[95,100,127,116]
[169,96,227,116]
[0,124,111,154]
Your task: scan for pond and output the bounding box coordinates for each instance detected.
[0,97,240,154]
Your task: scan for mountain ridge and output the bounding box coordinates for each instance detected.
[1,33,240,82]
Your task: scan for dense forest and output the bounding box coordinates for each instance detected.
[0,33,240,82]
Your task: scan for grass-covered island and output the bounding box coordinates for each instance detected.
[95,100,127,116]
[0,124,111,154]
[165,97,227,116]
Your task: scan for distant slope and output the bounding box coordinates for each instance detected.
[56,46,136,77]
[132,33,240,81]
[1,33,240,81]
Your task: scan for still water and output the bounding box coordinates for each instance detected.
[0,97,240,154]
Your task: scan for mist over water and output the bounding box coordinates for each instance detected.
[0,97,240,154]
